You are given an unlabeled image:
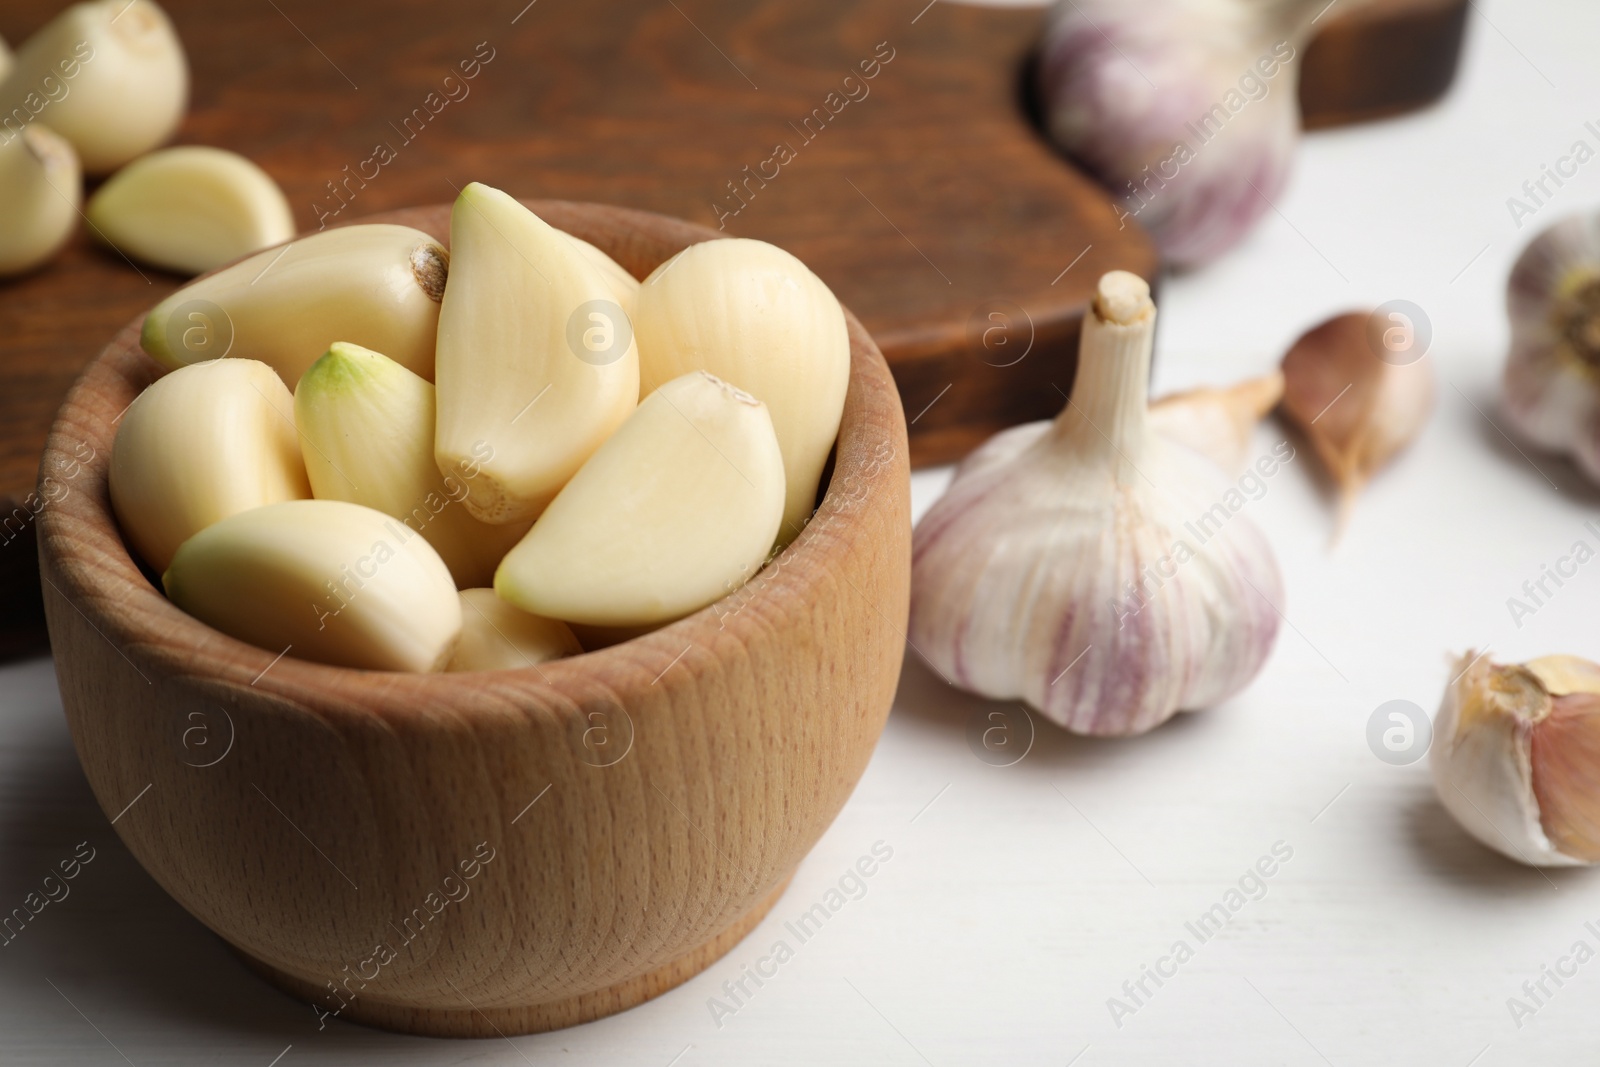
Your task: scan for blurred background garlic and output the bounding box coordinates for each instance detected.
[0,0,189,175]
[1504,210,1600,484]
[909,271,1282,737]
[1279,310,1435,529]
[1036,0,1320,267]
[86,146,294,275]
[0,123,80,277]
[1432,652,1600,867]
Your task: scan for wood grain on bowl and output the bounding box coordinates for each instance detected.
[36,201,911,1037]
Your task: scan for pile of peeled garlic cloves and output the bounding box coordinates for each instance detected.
[0,0,295,278]
[111,182,850,672]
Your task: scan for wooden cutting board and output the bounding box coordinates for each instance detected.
[0,0,1466,645]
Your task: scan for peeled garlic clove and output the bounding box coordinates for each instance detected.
[1148,370,1284,476]
[0,123,79,276]
[449,588,581,671]
[294,342,530,588]
[1432,651,1600,866]
[140,223,448,384]
[435,183,639,525]
[110,358,310,572]
[0,0,188,175]
[164,499,461,672]
[496,371,785,628]
[1036,0,1315,266]
[86,146,294,275]
[1279,311,1434,524]
[560,230,640,319]
[910,271,1282,737]
[635,237,849,543]
[1503,211,1600,483]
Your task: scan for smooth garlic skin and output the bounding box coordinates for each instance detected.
[448,589,582,671]
[0,123,80,276]
[163,499,462,673]
[910,271,1282,737]
[435,183,639,525]
[140,223,449,384]
[635,237,850,543]
[294,342,530,589]
[1037,0,1311,267]
[561,231,641,319]
[86,146,295,275]
[110,358,310,573]
[495,371,785,628]
[1432,653,1600,867]
[0,0,188,175]
[1504,211,1600,484]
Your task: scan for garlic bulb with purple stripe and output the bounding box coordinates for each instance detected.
[1504,211,1600,484]
[1036,0,1320,268]
[909,271,1282,737]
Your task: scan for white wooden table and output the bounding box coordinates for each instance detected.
[5,2,1600,1063]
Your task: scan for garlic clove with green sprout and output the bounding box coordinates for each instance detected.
[909,271,1283,737]
[1036,0,1320,267]
[1431,651,1600,867]
[1504,211,1600,484]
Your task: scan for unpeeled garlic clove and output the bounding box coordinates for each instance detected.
[435,183,639,525]
[495,371,785,628]
[448,588,582,671]
[560,230,640,319]
[110,358,310,572]
[945,367,1283,484]
[0,0,188,175]
[1279,311,1434,526]
[140,223,449,384]
[910,271,1283,737]
[294,342,531,589]
[163,499,461,673]
[635,237,850,544]
[0,123,80,276]
[1148,369,1284,476]
[86,146,294,275]
[1503,211,1600,483]
[1432,651,1600,866]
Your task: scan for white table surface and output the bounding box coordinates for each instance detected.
[6,2,1600,1063]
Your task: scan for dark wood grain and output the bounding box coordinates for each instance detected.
[37,199,911,1036]
[1299,0,1469,129]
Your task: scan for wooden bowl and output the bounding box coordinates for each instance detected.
[35,201,911,1037]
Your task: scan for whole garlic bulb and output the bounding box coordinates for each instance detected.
[1036,0,1317,267]
[1503,211,1600,484]
[1432,652,1600,867]
[910,271,1282,736]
